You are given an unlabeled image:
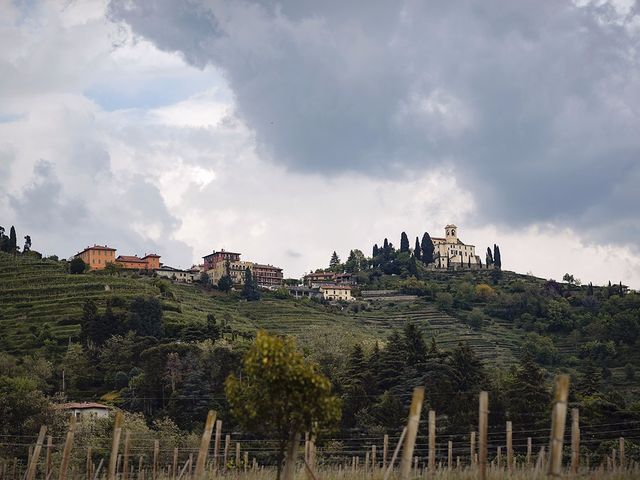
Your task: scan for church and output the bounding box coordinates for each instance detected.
[431,224,482,269]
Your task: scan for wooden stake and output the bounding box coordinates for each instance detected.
[223,434,230,472]
[172,448,178,480]
[383,427,407,480]
[45,435,53,480]
[470,431,476,466]
[194,410,216,480]
[122,431,131,480]
[213,420,222,471]
[478,391,488,480]
[372,445,377,469]
[152,440,159,480]
[235,443,240,470]
[399,387,424,480]
[620,437,625,470]
[506,421,513,474]
[428,410,436,474]
[447,441,452,470]
[497,446,502,470]
[527,437,532,467]
[25,425,46,480]
[383,434,389,470]
[58,415,77,480]
[243,451,248,473]
[571,408,580,474]
[137,456,144,480]
[548,374,570,478]
[107,411,123,480]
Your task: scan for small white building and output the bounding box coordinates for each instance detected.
[320,284,354,302]
[155,266,198,283]
[55,402,111,420]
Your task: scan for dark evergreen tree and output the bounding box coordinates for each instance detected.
[400,232,410,253]
[377,331,408,393]
[383,238,389,253]
[447,343,490,428]
[619,281,624,297]
[493,244,502,269]
[329,251,341,270]
[217,275,233,292]
[372,244,379,257]
[23,235,31,252]
[0,226,7,252]
[8,226,17,253]
[414,237,421,260]
[241,267,261,301]
[607,281,613,298]
[69,257,86,274]
[403,323,428,369]
[421,232,434,264]
[505,355,550,431]
[128,297,164,338]
[206,314,221,341]
[407,256,418,276]
[587,282,594,296]
[486,247,493,267]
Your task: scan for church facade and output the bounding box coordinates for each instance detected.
[431,224,482,269]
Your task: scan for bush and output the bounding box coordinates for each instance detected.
[474,283,496,301]
[69,257,86,274]
[436,292,454,311]
[521,333,558,365]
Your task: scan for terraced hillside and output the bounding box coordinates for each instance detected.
[1,252,523,365]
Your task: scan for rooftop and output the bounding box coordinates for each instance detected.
[76,244,116,255]
[54,402,110,410]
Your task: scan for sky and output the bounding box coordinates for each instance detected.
[1,0,639,287]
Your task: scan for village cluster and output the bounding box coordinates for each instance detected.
[74,225,481,302]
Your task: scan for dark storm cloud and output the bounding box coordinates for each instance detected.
[108,0,640,244]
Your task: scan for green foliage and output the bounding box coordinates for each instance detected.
[329,251,341,272]
[69,256,86,274]
[521,333,558,365]
[436,292,454,311]
[421,232,434,264]
[241,267,260,301]
[400,232,410,253]
[0,375,51,442]
[217,274,233,292]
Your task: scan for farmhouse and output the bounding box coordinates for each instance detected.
[155,266,199,283]
[74,245,116,271]
[319,284,354,301]
[55,402,111,420]
[115,254,161,270]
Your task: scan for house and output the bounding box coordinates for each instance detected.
[203,249,283,288]
[54,402,111,420]
[74,245,116,271]
[319,284,354,302]
[155,266,198,283]
[288,286,322,300]
[115,254,161,270]
[304,271,354,287]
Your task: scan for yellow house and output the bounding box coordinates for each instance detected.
[319,285,354,302]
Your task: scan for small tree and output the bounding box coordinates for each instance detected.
[493,244,502,269]
[486,247,493,267]
[217,275,233,292]
[23,235,31,252]
[8,226,17,254]
[329,251,341,271]
[400,232,410,253]
[414,237,421,260]
[225,331,340,480]
[242,267,260,301]
[69,257,86,274]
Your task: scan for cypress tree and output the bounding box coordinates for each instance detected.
[377,331,408,393]
[587,282,594,296]
[414,237,421,260]
[9,226,17,253]
[486,247,493,267]
[403,323,428,368]
[400,232,410,253]
[493,244,502,269]
[242,267,260,301]
[372,244,379,257]
[421,232,434,264]
[383,238,389,253]
[619,281,624,297]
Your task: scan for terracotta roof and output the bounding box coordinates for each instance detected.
[203,250,241,258]
[253,263,282,270]
[320,284,352,290]
[76,245,116,256]
[142,254,161,259]
[55,402,110,410]
[116,255,146,263]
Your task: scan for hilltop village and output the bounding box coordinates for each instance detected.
[69,225,500,303]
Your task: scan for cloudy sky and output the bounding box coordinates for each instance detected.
[1,0,639,286]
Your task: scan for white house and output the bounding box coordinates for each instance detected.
[55,402,111,420]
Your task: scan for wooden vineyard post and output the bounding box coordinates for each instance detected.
[399,387,424,480]
[137,456,144,480]
[527,437,532,467]
[86,447,92,480]
[619,437,625,470]
[152,440,159,480]
[497,447,502,470]
[25,425,46,480]
[213,420,222,471]
[506,421,513,475]
[243,451,248,473]
[478,391,488,480]
[548,375,570,478]
[428,410,436,474]
[383,434,389,470]
[59,415,77,480]
[372,445,377,470]
[447,441,452,470]
[470,431,476,467]
[365,452,370,473]
[235,443,240,471]
[383,427,407,480]
[172,448,178,480]
[122,430,131,480]
[45,435,53,480]
[571,408,580,475]
[107,412,123,480]
[194,410,216,480]
[223,435,231,472]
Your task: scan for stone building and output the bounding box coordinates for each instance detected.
[115,254,161,270]
[431,224,482,269]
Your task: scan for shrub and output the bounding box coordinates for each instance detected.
[69,257,86,274]
[474,283,496,301]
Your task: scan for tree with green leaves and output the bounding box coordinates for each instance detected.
[329,251,341,271]
[345,249,366,273]
[217,275,233,292]
[128,297,163,338]
[242,267,260,301]
[505,354,550,431]
[493,244,502,269]
[225,331,340,480]
[414,237,421,260]
[400,232,410,252]
[69,257,86,274]
[421,232,434,264]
